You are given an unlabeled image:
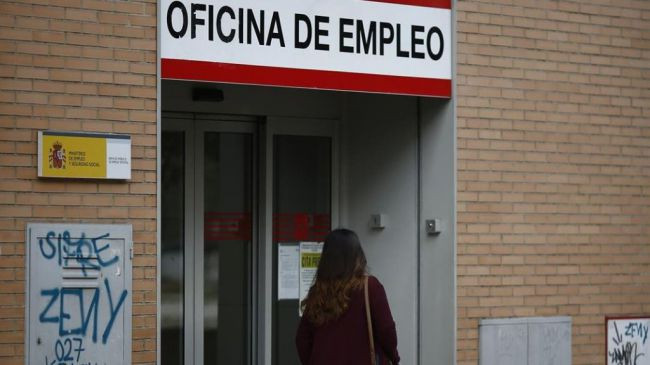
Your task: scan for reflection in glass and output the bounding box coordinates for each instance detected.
[162,131,185,365]
[204,132,252,364]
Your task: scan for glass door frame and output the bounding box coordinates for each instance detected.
[161,113,339,365]
[161,114,195,365]
[259,117,339,365]
[162,113,258,365]
[195,116,258,365]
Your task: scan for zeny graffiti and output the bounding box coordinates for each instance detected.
[39,279,127,344]
[609,322,647,365]
[625,322,649,346]
[36,230,128,365]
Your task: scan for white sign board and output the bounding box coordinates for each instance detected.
[607,317,650,365]
[161,0,452,97]
[26,223,132,365]
[278,244,300,300]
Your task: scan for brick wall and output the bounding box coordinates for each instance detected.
[456,1,650,364]
[0,0,157,363]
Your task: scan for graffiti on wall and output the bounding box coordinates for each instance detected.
[39,231,119,274]
[608,318,650,365]
[33,230,129,365]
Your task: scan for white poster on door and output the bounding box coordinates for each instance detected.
[278,243,300,300]
[299,241,323,314]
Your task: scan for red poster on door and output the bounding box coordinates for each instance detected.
[273,213,330,242]
[205,212,252,241]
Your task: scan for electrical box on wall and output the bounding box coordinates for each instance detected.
[425,219,442,235]
[479,316,572,365]
[25,223,132,365]
[370,214,388,229]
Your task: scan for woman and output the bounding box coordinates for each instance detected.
[296,228,400,365]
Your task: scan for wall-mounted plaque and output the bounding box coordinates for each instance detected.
[38,131,131,179]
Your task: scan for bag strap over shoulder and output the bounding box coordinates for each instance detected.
[364,276,376,365]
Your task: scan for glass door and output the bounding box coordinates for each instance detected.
[198,124,254,365]
[162,116,256,365]
[262,117,338,365]
[272,135,332,365]
[162,115,337,365]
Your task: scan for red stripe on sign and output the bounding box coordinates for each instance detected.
[364,0,451,9]
[162,59,451,98]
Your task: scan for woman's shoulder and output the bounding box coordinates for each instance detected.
[367,275,385,289]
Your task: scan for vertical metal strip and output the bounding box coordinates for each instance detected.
[184,120,195,365]
[263,120,274,365]
[416,96,422,365]
[194,120,205,365]
[24,227,31,365]
[250,121,259,365]
[451,1,458,363]
[331,120,340,230]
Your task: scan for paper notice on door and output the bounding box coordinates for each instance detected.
[299,241,323,315]
[278,244,299,300]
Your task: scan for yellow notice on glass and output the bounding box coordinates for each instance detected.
[38,131,131,179]
[299,241,323,315]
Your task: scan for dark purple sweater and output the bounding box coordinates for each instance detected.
[296,276,400,365]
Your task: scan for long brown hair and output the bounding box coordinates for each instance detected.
[300,228,367,326]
